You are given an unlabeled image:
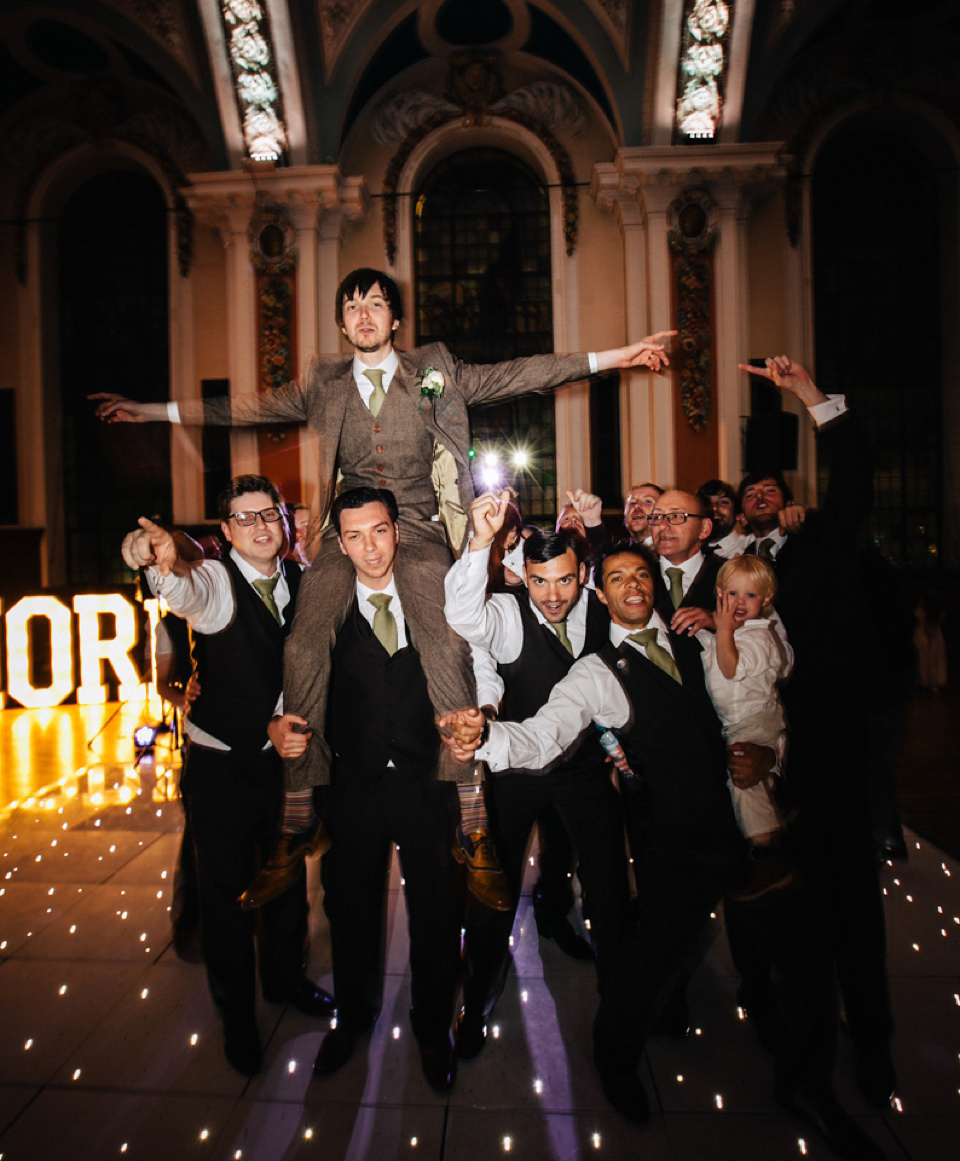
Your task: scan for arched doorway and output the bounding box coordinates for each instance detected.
[413,147,557,524]
[58,169,171,585]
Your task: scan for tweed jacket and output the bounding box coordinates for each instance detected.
[179,343,591,554]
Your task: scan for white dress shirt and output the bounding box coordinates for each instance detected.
[659,550,705,598]
[352,349,400,408]
[444,542,590,664]
[476,612,673,773]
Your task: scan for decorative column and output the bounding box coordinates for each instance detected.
[594,145,783,492]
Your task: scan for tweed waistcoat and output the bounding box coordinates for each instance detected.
[338,378,437,519]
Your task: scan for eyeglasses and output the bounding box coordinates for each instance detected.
[647,512,703,526]
[228,507,282,527]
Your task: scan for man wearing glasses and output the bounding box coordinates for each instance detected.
[121,475,334,1076]
[648,489,722,636]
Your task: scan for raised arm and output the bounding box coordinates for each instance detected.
[91,395,170,423]
[736,355,828,408]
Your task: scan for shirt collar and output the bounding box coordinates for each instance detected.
[352,348,399,389]
[230,547,280,585]
[609,609,670,649]
[357,574,399,606]
[660,550,703,580]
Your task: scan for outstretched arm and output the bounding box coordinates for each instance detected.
[595,331,677,374]
[91,395,170,423]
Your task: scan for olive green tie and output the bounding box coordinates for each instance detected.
[628,627,682,684]
[368,593,398,656]
[363,368,387,418]
[552,620,573,655]
[757,537,776,562]
[252,575,281,624]
[665,566,685,609]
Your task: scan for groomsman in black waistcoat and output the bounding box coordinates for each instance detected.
[444,492,631,1057]
[439,540,887,1161]
[120,476,334,1076]
[270,486,462,1092]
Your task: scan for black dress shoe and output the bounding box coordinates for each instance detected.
[418,1032,457,1091]
[263,978,336,1017]
[856,1047,897,1108]
[533,904,595,961]
[313,1027,361,1076]
[223,1015,262,1076]
[595,1060,650,1123]
[776,1083,886,1161]
[454,1004,487,1059]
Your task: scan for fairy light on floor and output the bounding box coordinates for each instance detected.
[798,1139,808,1155]
[304,1128,313,1140]
[502,1137,512,1152]
[199,1128,209,1141]
[392,1026,401,1039]
[714,1093,724,1110]
[533,1078,543,1094]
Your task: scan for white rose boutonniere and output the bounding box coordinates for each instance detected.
[418,367,446,408]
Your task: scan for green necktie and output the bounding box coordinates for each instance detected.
[757,537,775,562]
[368,593,398,656]
[665,566,685,610]
[552,620,573,655]
[628,627,682,684]
[363,368,387,418]
[252,575,282,624]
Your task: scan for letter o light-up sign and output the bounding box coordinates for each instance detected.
[3,594,146,709]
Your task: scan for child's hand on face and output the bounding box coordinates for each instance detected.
[715,590,738,633]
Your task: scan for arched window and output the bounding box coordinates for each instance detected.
[414,147,556,524]
[812,126,942,569]
[58,169,171,585]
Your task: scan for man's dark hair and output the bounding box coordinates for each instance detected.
[736,469,794,510]
[218,474,283,521]
[523,527,586,567]
[598,540,658,586]
[696,479,736,506]
[330,486,399,533]
[335,268,403,326]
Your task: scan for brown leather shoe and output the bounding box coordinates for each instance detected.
[239,819,332,910]
[451,826,512,912]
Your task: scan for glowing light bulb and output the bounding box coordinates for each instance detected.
[287,1060,296,1073]
[715,1094,724,1109]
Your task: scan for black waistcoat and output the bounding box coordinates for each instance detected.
[328,598,439,781]
[596,634,739,855]
[188,556,300,756]
[497,589,610,780]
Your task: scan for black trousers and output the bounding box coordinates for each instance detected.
[323,767,460,1041]
[180,743,308,1021]
[463,769,631,1015]
[593,837,736,1072]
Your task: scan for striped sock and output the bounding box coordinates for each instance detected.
[457,782,489,834]
[281,789,316,835]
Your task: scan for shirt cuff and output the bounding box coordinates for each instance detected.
[167,401,181,424]
[588,352,598,374]
[808,394,846,427]
[475,722,509,771]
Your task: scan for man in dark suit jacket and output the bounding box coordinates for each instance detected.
[736,356,896,1115]
[93,272,673,871]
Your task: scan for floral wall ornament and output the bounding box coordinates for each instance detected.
[248,196,297,442]
[667,189,719,435]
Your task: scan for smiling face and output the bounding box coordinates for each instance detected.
[524,548,585,623]
[650,490,712,564]
[339,282,400,361]
[221,491,286,575]
[336,500,399,589]
[597,552,655,629]
[707,493,735,536]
